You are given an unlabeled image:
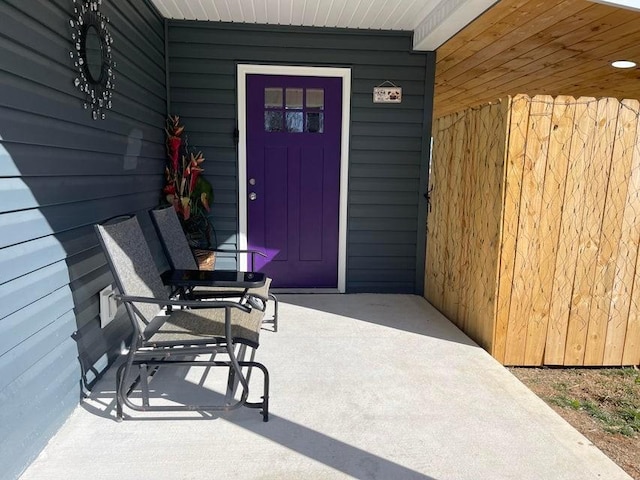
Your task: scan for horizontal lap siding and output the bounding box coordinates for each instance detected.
[0,1,166,478]
[168,22,432,289]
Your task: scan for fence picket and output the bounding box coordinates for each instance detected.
[494,95,529,363]
[544,98,595,364]
[524,96,575,365]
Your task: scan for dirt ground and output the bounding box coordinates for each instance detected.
[509,367,640,480]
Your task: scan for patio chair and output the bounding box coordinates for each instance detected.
[94,215,269,421]
[149,205,278,331]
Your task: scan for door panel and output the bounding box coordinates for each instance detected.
[246,74,341,288]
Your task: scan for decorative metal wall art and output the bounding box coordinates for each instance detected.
[69,0,116,120]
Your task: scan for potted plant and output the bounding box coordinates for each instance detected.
[162,115,216,250]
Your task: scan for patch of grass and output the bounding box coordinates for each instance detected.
[548,390,640,437]
[618,406,640,432]
[548,394,581,410]
[582,400,614,424]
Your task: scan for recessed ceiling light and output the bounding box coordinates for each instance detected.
[611,60,637,68]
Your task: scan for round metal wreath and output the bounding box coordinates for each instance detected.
[69,0,116,120]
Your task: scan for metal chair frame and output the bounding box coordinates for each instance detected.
[95,215,269,421]
[149,206,279,331]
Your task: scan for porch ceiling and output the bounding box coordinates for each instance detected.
[149,0,498,50]
[434,0,640,118]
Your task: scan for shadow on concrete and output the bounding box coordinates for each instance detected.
[80,361,438,480]
[279,293,478,347]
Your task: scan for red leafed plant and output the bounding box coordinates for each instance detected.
[163,115,215,246]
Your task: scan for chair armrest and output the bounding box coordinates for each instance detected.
[193,248,267,257]
[213,249,267,258]
[200,248,267,270]
[115,294,251,313]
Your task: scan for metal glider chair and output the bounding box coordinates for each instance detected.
[95,215,269,421]
[149,206,278,332]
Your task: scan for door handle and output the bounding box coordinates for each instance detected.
[249,192,257,201]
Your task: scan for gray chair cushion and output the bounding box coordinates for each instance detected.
[150,206,199,270]
[96,217,168,328]
[144,306,263,348]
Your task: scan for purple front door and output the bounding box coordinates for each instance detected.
[246,74,342,288]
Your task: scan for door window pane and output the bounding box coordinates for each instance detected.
[305,112,324,133]
[286,112,303,132]
[306,89,324,109]
[265,111,283,132]
[286,88,303,109]
[265,88,283,108]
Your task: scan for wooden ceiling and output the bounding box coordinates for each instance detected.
[433,0,640,118]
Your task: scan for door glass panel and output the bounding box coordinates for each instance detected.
[306,89,324,109]
[285,88,303,109]
[265,111,283,132]
[305,112,324,133]
[286,111,303,132]
[265,88,283,108]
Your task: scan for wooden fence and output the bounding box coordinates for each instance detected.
[425,95,640,366]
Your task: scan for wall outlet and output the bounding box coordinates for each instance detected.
[99,285,118,328]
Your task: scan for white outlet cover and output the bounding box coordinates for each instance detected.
[99,285,118,328]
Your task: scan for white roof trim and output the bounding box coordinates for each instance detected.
[413,0,499,50]
[589,0,640,11]
[150,0,497,51]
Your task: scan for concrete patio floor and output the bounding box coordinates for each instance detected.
[20,294,632,480]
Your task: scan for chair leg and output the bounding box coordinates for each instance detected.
[140,363,150,407]
[261,362,269,422]
[115,362,127,422]
[236,358,269,422]
[269,293,278,332]
[226,344,247,403]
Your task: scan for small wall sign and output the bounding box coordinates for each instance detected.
[373,82,402,103]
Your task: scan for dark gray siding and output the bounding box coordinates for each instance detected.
[0,1,166,478]
[167,22,434,292]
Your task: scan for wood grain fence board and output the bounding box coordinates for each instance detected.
[621,104,640,366]
[481,100,510,350]
[581,97,622,365]
[441,113,466,316]
[468,104,488,343]
[475,103,490,346]
[457,109,478,332]
[622,239,640,364]
[470,103,499,345]
[523,96,575,365]
[426,114,455,311]
[504,95,554,365]
[451,111,467,327]
[565,98,616,365]
[470,103,493,347]
[494,95,528,363]
[433,114,452,309]
[543,98,596,364]
[603,99,640,365]
[425,115,453,309]
[461,109,475,334]
[442,112,467,322]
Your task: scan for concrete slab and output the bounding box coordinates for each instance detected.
[19,294,632,480]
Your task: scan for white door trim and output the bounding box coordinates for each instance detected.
[237,64,351,293]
